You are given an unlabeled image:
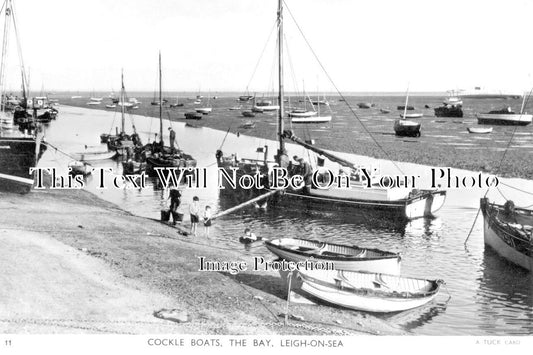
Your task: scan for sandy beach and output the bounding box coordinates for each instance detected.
[0,188,405,335]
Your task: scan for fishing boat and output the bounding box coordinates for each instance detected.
[443,90,463,106]
[195,93,212,114]
[215,0,445,220]
[467,127,492,134]
[0,0,48,193]
[169,96,183,108]
[283,268,443,313]
[144,52,197,176]
[476,103,532,126]
[103,71,141,156]
[395,86,421,137]
[185,111,202,120]
[480,198,533,271]
[265,238,401,275]
[434,104,463,118]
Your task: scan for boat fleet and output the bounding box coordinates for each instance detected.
[1,0,531,319]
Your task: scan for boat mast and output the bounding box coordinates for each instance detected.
[158,51,163,143]
[120,69,125,134]
[276,0,284,162]
[402,83,410,120]
[0,0,12,113]
[519,92,526,114]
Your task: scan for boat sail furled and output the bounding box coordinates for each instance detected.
[215,0,445,220]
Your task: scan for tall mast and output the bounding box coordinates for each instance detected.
[120,69,125,133]
[159,51,163,143]
[276,0,284,161]
[0,0,12,113]
[402,83,410,120]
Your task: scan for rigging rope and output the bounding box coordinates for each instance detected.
[283,0,406,176]
[244,20,278,94]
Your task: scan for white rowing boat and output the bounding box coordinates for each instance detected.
[265,237,401,275]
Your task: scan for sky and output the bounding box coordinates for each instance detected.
[2,0,533,93]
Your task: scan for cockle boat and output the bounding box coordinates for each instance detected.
[265,238,401,275]
[480,198,533,271]
[145,53,197,176]
[215,0,445,220]
[476,95,532,126]
[283,268,443,313]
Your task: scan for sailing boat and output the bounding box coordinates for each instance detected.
[290,83,332,123]
[101,71,141,156]
[195,92,212,114]
[169,95,183,108]
[144,52,197,175]
[394,86,422,137]
[216,0,445,220]
[0,0,47,193]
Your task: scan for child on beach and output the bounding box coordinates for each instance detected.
[240,228,259,244]
[189,196,200,236]
[203,205,212,237]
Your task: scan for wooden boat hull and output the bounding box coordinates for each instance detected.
[72,151,117,161]
[467,127,492,134]
[394,120,421,137]
[265,238,401,275]
[185,112,202,120]
[476,113,532,126]
[0,137,47,193]
[288,111,317,118]
[285,188,446,220]
[481,199,533,271]
[282,269,442,313]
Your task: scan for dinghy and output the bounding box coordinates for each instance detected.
[284,268,443,313]
[467,127,493,134]
[265,237,401,275]
[72,150,117,162]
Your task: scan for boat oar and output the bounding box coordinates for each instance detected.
[210,188,283,220]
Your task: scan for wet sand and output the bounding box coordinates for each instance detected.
[0,189,405,335]
[62,98,533,180]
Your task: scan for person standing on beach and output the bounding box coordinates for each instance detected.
[203,205,212,237]
[168,127,176,153]
[169,187,182,225]
[189,196,200,236]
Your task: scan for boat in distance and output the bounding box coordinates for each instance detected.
[400,113,423,119]
[265,238,401,275]
[476,112,532,126]
[467,127,493,134]
[290,115,332,123]
[480,198,533,271]
[282,268,443,313]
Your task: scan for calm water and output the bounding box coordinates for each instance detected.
[38,96,533,335]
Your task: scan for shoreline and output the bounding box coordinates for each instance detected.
[0,188,405,335]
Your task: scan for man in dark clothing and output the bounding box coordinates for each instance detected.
[169,188,182,225]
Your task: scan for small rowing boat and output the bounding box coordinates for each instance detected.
[72,150,117,162]
[284,268,443,313]
[467,127,493,134]
[265,238,401,275]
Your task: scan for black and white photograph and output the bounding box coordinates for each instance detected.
[0,0,531,353]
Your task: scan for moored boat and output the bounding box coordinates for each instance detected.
[185,111,202,120]
[467,127,492,134]
[394,119,421,137]
[480,198,533,271]
[434,104,463,118]
[476,112,532,126]
[400,113,423,119]
[265,237,401,275]
[72,150,117,162]
[282,268,443,313]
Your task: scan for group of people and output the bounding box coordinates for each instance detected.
[168,189,211,237]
